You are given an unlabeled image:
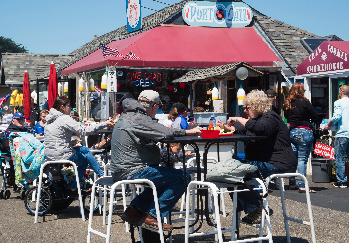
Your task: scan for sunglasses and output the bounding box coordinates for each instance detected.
[154,103,163,109]
[245,106,252,110]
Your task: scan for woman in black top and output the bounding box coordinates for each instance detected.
[217,90,297,224]
[284,83,318,193]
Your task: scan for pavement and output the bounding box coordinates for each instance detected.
[0,175,348,243]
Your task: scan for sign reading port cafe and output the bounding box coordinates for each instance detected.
[297,41,349,75]
[182,1,253,28]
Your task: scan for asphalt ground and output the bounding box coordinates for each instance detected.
[0,175,348,243]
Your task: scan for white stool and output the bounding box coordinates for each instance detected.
[87,177,165,243]
[184,179,273,243]
[34,160,85,223]
[264,173,316,243]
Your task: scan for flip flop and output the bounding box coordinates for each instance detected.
[299,188,316,193]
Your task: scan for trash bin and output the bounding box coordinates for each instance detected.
[311,158,332,183]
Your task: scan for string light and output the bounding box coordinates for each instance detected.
[152,0,171,6]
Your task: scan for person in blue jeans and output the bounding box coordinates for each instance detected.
[44,96,114,197]
[110,90,201,231]
[284,83,318,193]
[324,85,349,188]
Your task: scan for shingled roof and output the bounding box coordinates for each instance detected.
[1,53,73,84]
[172,62,264,83]
[59,0,332,76]
[255,15,322,73]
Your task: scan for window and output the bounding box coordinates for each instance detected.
[301,38,327,53]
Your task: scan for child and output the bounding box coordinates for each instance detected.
[160,143,194,168]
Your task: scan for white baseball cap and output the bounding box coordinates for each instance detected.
[138,90,161,103]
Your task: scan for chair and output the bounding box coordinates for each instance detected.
[184,179,273,243]
[34,160,85,223]
[263,173,316,243]
[87,177,166,243]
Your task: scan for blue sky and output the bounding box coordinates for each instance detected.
[1,0,348,54]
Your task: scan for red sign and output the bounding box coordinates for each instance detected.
[297,41,349,75]
[314,143,335,160]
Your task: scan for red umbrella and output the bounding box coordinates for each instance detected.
[23,71,31,120]
[48,62,58,109]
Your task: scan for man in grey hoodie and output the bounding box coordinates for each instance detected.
[111,90,201,231]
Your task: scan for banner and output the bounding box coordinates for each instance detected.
[314,143,335,160]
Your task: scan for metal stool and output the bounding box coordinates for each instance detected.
[87,177,165,243]
[34,160,85,223]
[184,179,273,243]
[264,173,316,243]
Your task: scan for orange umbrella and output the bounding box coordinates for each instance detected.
[23,71,31,120]
[48,62,58,109]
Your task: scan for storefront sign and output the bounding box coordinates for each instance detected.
[182,1,253,28]
[127,0,141,33]
[297,41,349,75]
[127,70,162,87]
[314,143,335,160]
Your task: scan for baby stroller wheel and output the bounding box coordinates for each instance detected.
[4,190,11,199]
[0,190,4,199]
[24,186,52,216]
[82,192,100,214]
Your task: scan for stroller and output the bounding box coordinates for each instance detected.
[0,131,27,199]
[24,161,101,216]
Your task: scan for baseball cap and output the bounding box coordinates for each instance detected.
[12,112,25,119]
[93,92,99,99]
[265,89,277,98]
[174,103,188,115]
[138,90,161,103]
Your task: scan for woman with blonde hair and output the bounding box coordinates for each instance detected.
[217,90,296,224]
[284,82,318,193]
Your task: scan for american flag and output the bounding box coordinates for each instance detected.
[124,51,140,60]
[100,44,123,58]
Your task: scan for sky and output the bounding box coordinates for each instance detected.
[1,0,348,55]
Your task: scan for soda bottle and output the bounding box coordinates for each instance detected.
[208,119,214,130]
[210,114,216,128]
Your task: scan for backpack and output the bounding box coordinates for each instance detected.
[206,159,258,184]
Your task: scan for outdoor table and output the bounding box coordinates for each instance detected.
[161,134,267,233]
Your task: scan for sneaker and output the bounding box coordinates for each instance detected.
[242,209,262,225]
[140,213,173,231]
[120,206,143,226]
[333,182,347,188]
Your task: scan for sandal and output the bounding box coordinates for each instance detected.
[299,188,316,193]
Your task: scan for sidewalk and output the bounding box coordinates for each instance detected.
[0,177,348,243]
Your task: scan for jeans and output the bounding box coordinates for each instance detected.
[289,128,314,188]
[228,161,279,214]
[69,146,104,190]
[334,137,349,184]
[129,166,191,219]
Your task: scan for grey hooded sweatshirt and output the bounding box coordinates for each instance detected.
[44,108,106,160]
[110,99,186,181]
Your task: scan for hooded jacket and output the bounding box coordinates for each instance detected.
[44,108,106,160]
[110,98,186,181]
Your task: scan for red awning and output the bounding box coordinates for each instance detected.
[62,25,281,75]
[297,41,349,75]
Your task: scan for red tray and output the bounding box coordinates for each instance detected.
[219,133,233,136]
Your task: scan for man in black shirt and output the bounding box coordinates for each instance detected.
[265,89,280,115]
